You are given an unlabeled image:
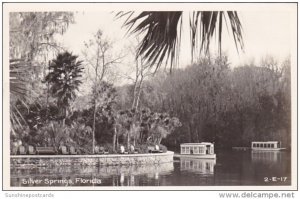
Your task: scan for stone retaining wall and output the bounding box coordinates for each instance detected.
[11,151,174,168]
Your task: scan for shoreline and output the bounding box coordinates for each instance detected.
[10,151,174,167]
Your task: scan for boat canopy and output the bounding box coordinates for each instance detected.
[251,141,280,149]
[252,141,279,144]
[181,142,214,146]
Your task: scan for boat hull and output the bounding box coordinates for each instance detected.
[174,154,216,159]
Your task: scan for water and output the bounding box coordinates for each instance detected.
[10,150,291,186]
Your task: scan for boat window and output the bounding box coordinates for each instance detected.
[267,144,271,148]
[271,144,274,148]
[199,146,205,154]
[253,143,257,147]
[193,147,199,154]
[182,147,187,154]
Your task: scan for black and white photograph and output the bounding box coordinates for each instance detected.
[2,2,297,191]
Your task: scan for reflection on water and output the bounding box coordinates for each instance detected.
[11,150,291,186]
[212,150,291,186]
[11,163,174,186]
[180,158,216,175]
[251,150,282,162]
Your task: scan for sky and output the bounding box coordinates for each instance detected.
[56,9,294,83]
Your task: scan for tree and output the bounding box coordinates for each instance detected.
[117,11,244,71]
[112,108,181,151]
[121,38,154,110]
[82,29,123,153]
[9,12,74,137]
[44,51,84,122]
[113,110,134,150]
[10,12,74,92]
[10,12,74,61]
[91,81,117,149]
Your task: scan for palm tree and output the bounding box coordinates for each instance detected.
[44,51,83,121]
[10,59,31,136]
[117,11,244,71]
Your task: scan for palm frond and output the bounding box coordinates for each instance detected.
[10,59,31,132]
[118,11,244,71]
[45,51,83,114]
[226,11,244,53]
[123,12,182,71]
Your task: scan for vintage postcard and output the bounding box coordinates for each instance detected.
[2,2,297,191]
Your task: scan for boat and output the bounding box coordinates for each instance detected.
[176,142,216,159]
[251,141,285,151]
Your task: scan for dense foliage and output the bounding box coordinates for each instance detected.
[116,57,291,149]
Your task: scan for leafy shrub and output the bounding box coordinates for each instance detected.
[135,144,149,154]
[158,144,168,152]
[134,143,168,153]
[102,143,116,154]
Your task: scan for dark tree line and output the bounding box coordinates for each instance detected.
[117,56,291,150]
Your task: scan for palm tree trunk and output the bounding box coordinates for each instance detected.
[62,108,67,127]
[135,80,143,110]
[45,83,50,122]
[113,126,117,151]
[132,84,137,109]
[92,103,97,154]
[158,137,162,145]
[116,136,119,150]
[127,130,130,149]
